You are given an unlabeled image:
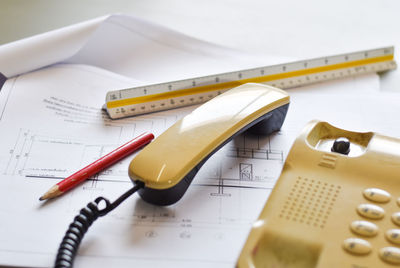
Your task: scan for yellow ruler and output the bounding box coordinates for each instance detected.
[105,46,396,119]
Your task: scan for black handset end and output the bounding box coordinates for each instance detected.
[135,103,289,206]
[247,103,289,135]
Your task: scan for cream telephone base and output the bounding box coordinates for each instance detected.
[237,120,400,267]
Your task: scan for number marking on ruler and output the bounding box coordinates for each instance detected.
[105,47,396,119]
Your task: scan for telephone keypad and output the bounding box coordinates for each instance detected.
[344,188,400,265]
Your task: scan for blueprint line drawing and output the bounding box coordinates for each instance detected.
[239,163,253,180]
[3,126,284,230]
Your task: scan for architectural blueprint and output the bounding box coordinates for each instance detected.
[0,15,290,267]
[0,63,288,268]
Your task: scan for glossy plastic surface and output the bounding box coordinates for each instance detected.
[237,120,400,268]
[128,83,289,200]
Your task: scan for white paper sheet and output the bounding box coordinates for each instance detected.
[65,14,278,83]
[0,14,290,268]
[1,63,397,268]
[0,14,398,268]
[0,16,107,78]
[0,14,281,82]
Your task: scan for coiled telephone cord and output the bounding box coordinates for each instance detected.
[54,181,144,268]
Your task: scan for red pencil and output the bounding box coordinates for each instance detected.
[39,132,154,201]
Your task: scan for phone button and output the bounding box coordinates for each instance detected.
[363,188,391,203]
[379,247,400,264]
[392,212,400,226]
[357,204,385,219]
[350,220,378,237]
[386,229,400,245]
[343,238,372,255]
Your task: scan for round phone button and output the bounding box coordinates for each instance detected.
[379,247,400,264]
[343,238,372,255]
[392,212,400,226]
[350,220,378,237]
[363,188,391,203]
[357,204,385,219]
[386,229,400,245]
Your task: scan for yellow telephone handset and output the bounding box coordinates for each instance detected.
[237,120,400,267]
[128,83,290,205]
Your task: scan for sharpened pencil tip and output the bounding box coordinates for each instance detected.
[39,185,62,201]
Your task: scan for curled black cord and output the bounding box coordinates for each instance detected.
[55,181,144,268]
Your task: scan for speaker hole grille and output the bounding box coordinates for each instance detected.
[278,176,341,228]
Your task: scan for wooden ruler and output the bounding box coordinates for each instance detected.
[105,46,396,119]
